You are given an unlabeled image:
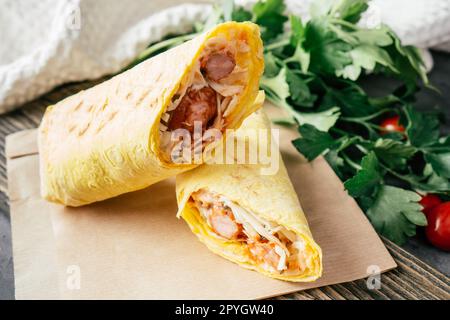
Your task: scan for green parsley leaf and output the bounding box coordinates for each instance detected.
[293,124,339,160]
[290,15,306,46]
[397,164,450,194]
[232,7,252,22]
[253,0,288,42]
[293,107,341,132]
[405,105,440,148]
[372,138,417,169]
[344,152,381,198]
[425,153,450,179]
[322,83,378,117]
[304,20,353,75]
[366,185,426,245]
[421,164,450,193]
[331,0,369,23]
[285,70,316,107]
[287,43,311,73]
[387,31,429,87]
[351,27,393,47]
[264,52,281,77]
[337,44,397,80]
[262,68,339,131]
[423,137,450,154]
[260,68,290,101]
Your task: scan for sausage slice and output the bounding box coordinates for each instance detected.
[202,52,236,82]
[168,87,217,133]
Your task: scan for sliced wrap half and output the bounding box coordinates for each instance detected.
[176,110,323,282]
[39,22,264,206]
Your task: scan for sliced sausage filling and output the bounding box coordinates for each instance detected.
[201,52,237,82]
[166,51,235,134]
[159,34,251,162]
[191,189,309,275]
[167,87,218,133]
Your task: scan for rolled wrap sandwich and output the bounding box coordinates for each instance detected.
[176,111,323,282]
[39,22,264,206]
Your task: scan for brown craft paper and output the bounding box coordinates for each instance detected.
[6,105,396,300]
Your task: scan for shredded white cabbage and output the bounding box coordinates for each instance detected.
[293,240,306,252]
[222,95,239,118]
[208,81,243,97]
[192,190,311,274]
[159,123,167,132]
[160,112,170,122]
[197,205,210,221]
[280,229,297,243]
[238,40,250,53]
[219,196,292,265]
[274,245,287,271]
[159,131,172,150]
[190,66,209,91]
[220,197,279,244]
[260,263,272,272]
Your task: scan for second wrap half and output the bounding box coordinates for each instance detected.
[176,110,323,282]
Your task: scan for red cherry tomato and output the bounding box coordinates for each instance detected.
[419,194,442,215]
[380,115,405,135]
[425,202,450,251]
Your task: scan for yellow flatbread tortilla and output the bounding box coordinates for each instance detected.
[39,22,264,206]
[176,110,323,282]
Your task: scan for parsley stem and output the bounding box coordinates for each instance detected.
[264,38,290,51]
[340,119,377,136]
[340,117,385,131]
[355,144,369,154]
[341,108,393,122]
[380,163,417,185]
[342,153,362,171]
[330,127,348,136]
[284,56,296,64]
[263,94,303,124]
[330,18,359,30]
[135,33,197,62]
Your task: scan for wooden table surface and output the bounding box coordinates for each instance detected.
[0,52,449,300]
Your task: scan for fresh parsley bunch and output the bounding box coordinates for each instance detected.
[133,0,450,245]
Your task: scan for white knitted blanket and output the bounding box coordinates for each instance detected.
[1,0,449,113]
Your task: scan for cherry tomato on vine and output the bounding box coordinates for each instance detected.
[419,194,442,215]
[379,115,405,135]
[425,202,450,252]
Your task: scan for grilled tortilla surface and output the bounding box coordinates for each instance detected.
[39,22,264,206]
[176,110,323,282]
